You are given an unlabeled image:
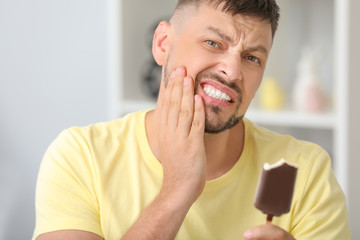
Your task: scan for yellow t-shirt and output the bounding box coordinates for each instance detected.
[33,110,350,239]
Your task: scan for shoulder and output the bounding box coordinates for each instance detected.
[243,118,326,163]
[42,110,149,169]
[56,110,148,145]
[242,117,331,187]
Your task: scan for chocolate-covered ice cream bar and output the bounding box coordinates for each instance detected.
[254,159,298,223]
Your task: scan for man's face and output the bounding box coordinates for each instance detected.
[163,3,273,134]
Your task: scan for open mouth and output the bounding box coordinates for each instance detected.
[203,84,232,102]
[199,78,237,106]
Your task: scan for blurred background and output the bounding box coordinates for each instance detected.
[0,0,359,239]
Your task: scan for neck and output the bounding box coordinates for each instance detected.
[203,122,244,180]
[146,109,245,181]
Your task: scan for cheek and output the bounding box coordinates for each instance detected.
[242,73,263,105]
[179,51,204,69]
[250,78,262,97]
[171,42,214,76]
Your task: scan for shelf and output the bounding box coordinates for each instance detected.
[246,109,335,129]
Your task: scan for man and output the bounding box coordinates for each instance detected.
[33,0,350,239]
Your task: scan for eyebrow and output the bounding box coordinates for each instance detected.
[206,26,232,42]
[206,26,269,56]
[245,46,269,57]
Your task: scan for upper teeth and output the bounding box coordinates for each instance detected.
[203,86,231,102]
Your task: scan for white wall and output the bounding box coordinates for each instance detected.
[0,0,110,238]
[348,0,360,237]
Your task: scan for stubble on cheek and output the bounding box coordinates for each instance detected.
[211,105,221,114]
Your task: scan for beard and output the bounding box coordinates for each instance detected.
[194,72,244,134]
[163,61,244,134]
[203,105,243,134]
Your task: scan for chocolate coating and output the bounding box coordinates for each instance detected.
[254,163,297,217]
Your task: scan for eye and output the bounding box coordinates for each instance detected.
[246,55,260,64]
[206,40,220,49]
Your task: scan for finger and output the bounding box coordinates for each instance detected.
[243,224,294,240]
[189,94,205,138]
[159,69,176,132]
[177,76,195,136]
[167,66,186,131]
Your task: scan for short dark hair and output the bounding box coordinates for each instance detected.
[174,0,280,38]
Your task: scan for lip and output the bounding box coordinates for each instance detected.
[198,79,238,107]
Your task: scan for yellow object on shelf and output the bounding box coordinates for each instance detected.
[258,77,285,111]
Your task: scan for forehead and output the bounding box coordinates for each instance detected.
[174,2,273,47]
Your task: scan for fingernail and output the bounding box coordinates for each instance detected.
[176,67,184,76]
[195,95,201,103]
[184,76,191,86]
[243,230,252,239]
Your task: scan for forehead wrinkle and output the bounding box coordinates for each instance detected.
[207,26,268,56]
[244,45,269,57]
[206,24,269,57]
[206,26,232,43]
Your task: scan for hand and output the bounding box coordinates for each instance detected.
[243,224,296,240]
[158,66,206,206]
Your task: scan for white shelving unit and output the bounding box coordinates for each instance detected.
[246,110,335,130]
[111,0,351,199]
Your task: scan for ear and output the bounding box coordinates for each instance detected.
[152,21,171,66]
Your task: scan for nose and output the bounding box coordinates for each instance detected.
[216,53,243,81]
